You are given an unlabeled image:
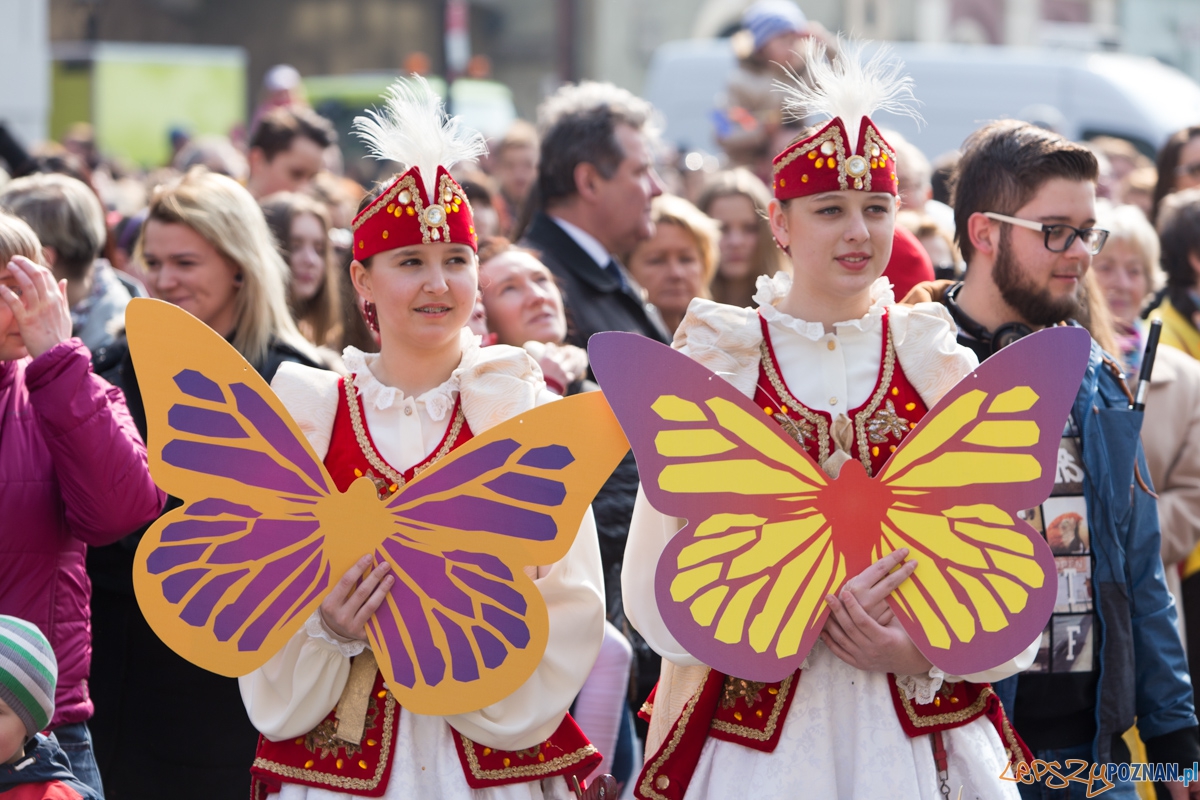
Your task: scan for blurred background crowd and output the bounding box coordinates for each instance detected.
[8,0,1200,798]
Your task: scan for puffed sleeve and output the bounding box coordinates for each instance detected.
[888,301,979,408]
[445,507,605,749]
[622,487,705,667]
[269,361,341,460]
[622,302,761,667]
[445,366,606,749]
[240,614,362,740]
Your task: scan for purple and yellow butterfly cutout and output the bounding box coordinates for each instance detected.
[127,299,628,715]
[590,327,1091,682]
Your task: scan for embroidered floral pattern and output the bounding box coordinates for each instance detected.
[866,398,910,444]
[773,412,815,446]
[720,677,767,710]
[302,696,380,760]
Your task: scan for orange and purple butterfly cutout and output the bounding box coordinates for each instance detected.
[589,327,1091,682]
[127,298,628,715]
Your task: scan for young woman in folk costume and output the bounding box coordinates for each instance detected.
[239,79,609,800]
[622,44,1038,800]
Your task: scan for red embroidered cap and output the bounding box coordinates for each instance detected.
[773,116,897,200]
[351,76,486,261]
[352,166,476,261]
[770,39,917,202]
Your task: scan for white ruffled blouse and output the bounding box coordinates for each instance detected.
[627,275,1033,800]
[238,332,606,800]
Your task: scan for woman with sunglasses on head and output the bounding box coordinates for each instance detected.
[239,79,610,800]
[622,43,1034,800]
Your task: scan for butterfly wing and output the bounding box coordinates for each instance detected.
[358,391,629,715]
[591,332,840,682]
[875,325,1092,675]
[128,298,366,676]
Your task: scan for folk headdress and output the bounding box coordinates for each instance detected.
[351,76,487,261]
[771,40,919,200]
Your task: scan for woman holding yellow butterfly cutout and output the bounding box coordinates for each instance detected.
[621,40,1038,800]
[235,78,609,799]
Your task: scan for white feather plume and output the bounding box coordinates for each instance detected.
[352,75,488,198]
[774,38,921,149]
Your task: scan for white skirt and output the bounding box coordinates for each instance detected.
[683,644,1020,800]
[270,711,576,800]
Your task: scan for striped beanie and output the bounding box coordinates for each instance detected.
[0,616,57,739]
[742,0,808,52]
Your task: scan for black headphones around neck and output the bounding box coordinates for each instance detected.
[944,283,1033,355]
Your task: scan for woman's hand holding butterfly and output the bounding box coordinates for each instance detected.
[820,548,933,676]
[319,555,395,642]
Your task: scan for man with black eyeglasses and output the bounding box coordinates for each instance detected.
[932,119,1200,799]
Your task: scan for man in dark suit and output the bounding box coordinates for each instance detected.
[520,82,670,347]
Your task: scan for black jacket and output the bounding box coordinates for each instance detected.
[521,212,669,347]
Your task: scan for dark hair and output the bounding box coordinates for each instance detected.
[951,120,1098,265]
[535,82,654,208]
[1155,187,1200,293]
[260,191,343,349]
[249,107,337,162]
[1152,126,1200,223]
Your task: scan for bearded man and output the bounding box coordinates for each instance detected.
[938,120,1200,799]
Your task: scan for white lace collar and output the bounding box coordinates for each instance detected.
[752,272,893,340]
[341,328,480,421]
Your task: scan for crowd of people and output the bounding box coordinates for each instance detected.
[4,1,1200,798]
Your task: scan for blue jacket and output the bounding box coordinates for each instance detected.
[0,734,100,800]
[985,336,1200,765]
[1072,341,1199,764]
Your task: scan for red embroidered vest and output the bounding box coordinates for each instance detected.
[632,312,1031,800]
[251,377,600,797]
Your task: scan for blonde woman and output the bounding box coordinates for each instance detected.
[625,195,719,336]
[696,168,789,308]
[87,167,328,800]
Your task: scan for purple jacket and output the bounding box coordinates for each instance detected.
[0,339,164,728]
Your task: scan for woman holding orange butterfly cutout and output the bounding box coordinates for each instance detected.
[237,78,608,799]
[621,41,1038,800]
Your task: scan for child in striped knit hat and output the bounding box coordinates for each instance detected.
[0,616,98,800]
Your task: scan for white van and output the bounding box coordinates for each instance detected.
[644,39,1200,159]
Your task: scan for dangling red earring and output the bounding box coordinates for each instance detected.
[363,301,379,333]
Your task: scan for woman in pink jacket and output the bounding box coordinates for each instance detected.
[0,211,164,798]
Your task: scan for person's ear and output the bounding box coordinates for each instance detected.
[767,199,790,250]
[574,162,602,203]
[248,147,267,175]
[967,212,998,257]
[40,245,58,271]
[350,259,373,303]
[1187,250,1200,284]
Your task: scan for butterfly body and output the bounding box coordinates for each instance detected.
[590,326,1091,682]
[815,459,896,577]
[128,298,628,715]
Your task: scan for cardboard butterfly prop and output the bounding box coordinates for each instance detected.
[127,299,628,715]
[590,326,1092,682]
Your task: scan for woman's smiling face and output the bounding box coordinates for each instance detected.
[770,189,895,302]
[354,242,478,352]
[478,249,567,346]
